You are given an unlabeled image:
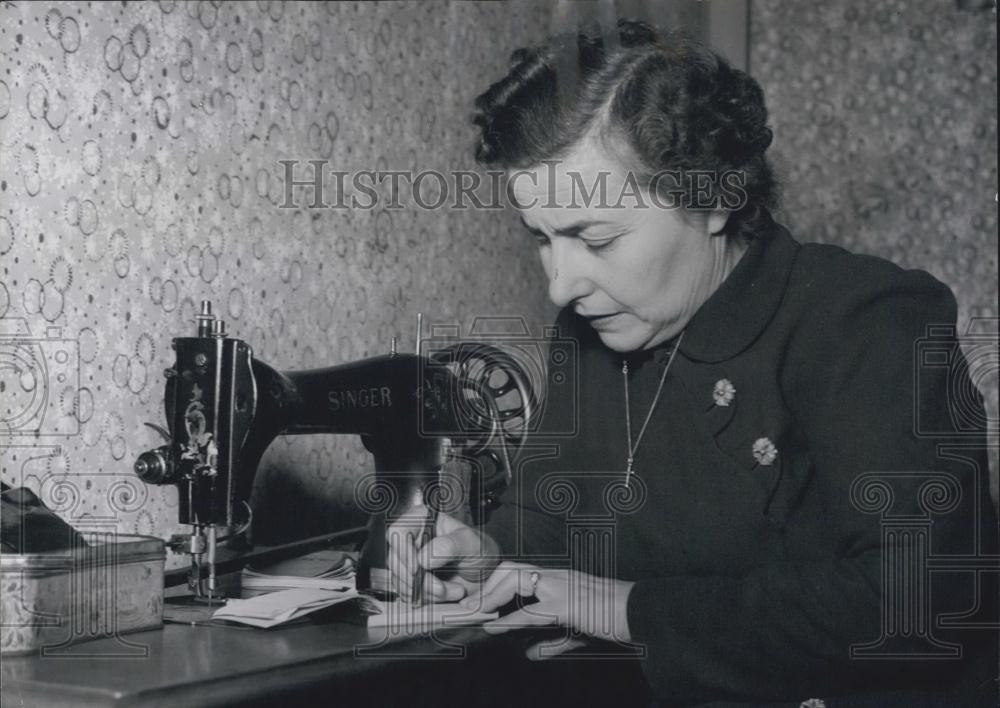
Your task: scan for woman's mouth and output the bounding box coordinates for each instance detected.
[584,312,623,329]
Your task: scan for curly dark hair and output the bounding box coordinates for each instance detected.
[473,19,779,241]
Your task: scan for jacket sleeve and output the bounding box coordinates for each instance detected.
[626,265,995,704]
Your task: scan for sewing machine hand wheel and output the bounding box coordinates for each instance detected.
[431,343,536,521]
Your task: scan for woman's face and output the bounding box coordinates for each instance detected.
[509,140,732,352]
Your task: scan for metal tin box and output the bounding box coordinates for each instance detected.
[1,534,165,655]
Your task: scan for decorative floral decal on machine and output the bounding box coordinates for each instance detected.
[180,384,218,478]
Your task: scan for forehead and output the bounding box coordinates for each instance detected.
[507,139,648,229]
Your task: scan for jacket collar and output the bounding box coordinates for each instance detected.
[675,221,799,364]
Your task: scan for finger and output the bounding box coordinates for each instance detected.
[434,511,466,536]
[418,527,481,570]
[462,560,516,608]
[461,561,508,608]
[482,607,556,634]
[432,513,500,561]
[418,532,459,571]
[471,563,536,613]
[387,525,413,575]
[421,575,466,603]
[480,561,529,595]
[526,637,587,661]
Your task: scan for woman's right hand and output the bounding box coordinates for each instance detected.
[387,510,500,604]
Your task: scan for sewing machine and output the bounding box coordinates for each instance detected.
[134,301,534,600]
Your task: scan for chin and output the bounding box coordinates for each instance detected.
[594,329,646,353]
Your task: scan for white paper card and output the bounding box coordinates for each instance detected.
[212,588,365,628]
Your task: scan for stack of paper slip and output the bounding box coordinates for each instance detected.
[241,569,354,597]
[213,588,371,628]
[311,554,356,580]
[241,551,357,597]
[248,550,357,579]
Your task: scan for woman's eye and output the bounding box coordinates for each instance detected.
[582,237,618,252]
[534,234,550,247]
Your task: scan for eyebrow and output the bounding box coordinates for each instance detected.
[518,216,614,237]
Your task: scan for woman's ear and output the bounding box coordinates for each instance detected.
[707,209,730,236]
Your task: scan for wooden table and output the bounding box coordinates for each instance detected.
[1,608,653,708]
[1,612,503,708]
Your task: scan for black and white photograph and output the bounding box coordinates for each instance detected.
[0,1,997,706]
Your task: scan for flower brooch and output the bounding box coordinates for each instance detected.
[752,437,778,466]
[712,379,777,467]
[712,378,735,407]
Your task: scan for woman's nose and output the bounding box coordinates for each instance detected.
[546,243,589,308]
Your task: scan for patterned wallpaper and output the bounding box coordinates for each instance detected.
[2,0,996,563]
[751,0,999,501]
[0,1,553,556]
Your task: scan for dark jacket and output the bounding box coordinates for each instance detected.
[485,223,998,707]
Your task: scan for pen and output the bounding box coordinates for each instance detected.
[411,489,438,607]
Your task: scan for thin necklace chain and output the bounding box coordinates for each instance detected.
[622,331,685,489]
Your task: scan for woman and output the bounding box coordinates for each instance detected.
[389,20,996,707]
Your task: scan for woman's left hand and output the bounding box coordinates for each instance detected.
[460,562,635,658]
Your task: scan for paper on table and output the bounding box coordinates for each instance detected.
[211,587,497,631]
[240,569,354,597]
[241,550,357,598]
[246,549,357,579]
[212,588,371,628]
[365,599,497,631]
